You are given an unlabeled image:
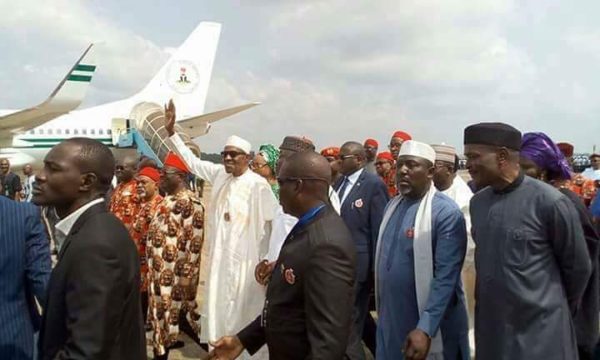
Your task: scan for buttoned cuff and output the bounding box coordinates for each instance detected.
[416,311,436,338]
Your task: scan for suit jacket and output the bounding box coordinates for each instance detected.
[237,206,357,360]
[0,198,50,360]
[335,169,389,282]
[39,203,146,360]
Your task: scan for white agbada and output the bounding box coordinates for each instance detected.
[265,188,341,261]
[441,176,474,265]
[170,134,277,359]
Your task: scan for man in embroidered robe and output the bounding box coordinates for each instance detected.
[557,142,597,206]
[164,100,277,359]
[131,166,163,323]
[375,151,397,197]
[109,155,139,230]
[386,130,412,197]
[147,152,204,360]
[375,140,469,360]
[364,138,379,174]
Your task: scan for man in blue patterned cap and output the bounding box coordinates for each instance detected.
[465,123,591,360]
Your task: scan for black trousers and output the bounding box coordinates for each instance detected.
[346,279,372,360]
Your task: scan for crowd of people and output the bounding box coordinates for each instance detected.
[1,102,600,360]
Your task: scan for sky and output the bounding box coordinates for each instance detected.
[1,0,599,153]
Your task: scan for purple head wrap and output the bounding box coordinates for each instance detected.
[521,132,572,180]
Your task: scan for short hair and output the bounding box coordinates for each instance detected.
[138,157,159,169]
[64,138,115,193]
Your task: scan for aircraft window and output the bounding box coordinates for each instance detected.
[99,129,104,135]
[74,129,79,135]
[29,130,34,134]
[107,129,112,135]
[82,129,87,135]
[91,129,96,135]
[65,129,70,135]
[48,129,53,135]
[57,129,62,135]
[39,129,44,135]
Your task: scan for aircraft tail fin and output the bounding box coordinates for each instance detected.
[47,43,97,110]
[133,22,221,119]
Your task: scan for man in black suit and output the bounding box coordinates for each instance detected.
[335,141,390,360]
[32,138,146,360]
[209,151,357,360]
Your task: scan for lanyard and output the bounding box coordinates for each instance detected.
[291,204,326,234]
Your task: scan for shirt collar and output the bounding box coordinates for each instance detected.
[55,198,104,237]
[493,172,525,195]
[346,168,364,185]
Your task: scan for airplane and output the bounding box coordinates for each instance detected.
[0,21,258,168]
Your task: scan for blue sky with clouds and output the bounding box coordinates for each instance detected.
[1,0,599,153]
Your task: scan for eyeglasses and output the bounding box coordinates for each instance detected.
[221,151,246,158]
[340,154,358,160]
[250,161,268,170]
[276,176,330,186]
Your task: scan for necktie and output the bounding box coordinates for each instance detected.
[337,176,350,200]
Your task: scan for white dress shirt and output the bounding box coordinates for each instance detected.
[339,168,364,205]
[54,198,104,252]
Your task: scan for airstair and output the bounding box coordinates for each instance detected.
[111,102,201,164]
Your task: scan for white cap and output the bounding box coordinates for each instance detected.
[225,135,252,154]
[398,140,436,163]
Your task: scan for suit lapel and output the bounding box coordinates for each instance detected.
[342,170,366,209]
[57,203,107,261]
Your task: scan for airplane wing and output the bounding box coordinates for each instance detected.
[175,102,259,138]
[0,44,97,140]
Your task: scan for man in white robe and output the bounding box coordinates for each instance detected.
[164,101,278,359]
[431,144,475,353]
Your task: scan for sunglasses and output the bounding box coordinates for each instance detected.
[250,161,268,170]
[340,154,358,160]
[221,151,246,158]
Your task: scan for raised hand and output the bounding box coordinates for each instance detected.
[208,336,244,360]
[164,99,176,137]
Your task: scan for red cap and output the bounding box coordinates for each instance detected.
[392,131,412,141]
[364,138,379,148]
[138,167,160,182]
[320,147,340,158]
[556,142,574,157]
[164,152,190,173]
[376,151,394,162]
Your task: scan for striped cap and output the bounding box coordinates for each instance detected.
[431,144,456,163]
